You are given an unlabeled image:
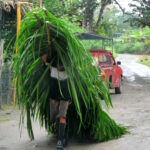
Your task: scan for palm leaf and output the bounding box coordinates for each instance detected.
[12,8,128,141]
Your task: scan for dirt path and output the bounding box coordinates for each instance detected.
[0,54,150,150]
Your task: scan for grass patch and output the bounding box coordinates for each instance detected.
[1,104,18,110]
[0,116,9,121]
[139,55,150,67]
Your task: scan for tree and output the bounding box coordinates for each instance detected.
[82,0,98,31]
[39,0,125,32]
[39,0,42,8]
[95,0,112,29]
[129,0,150,27]
[94,4,131,37]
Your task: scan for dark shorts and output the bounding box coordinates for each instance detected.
[50,77,71,101]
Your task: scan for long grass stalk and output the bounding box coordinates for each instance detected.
[13,8,128,141]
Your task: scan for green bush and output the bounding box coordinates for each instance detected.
[139,55,150,67]
[114,41,150,54]
[115,42,135,53]
[114,27,150,54]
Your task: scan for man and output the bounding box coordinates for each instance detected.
[13,9,127,149]
[41,53,70,150]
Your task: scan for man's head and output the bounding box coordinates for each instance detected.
[41,53,48,63]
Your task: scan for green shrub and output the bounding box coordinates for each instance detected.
[139,55,150,67]
[0,116,9,121]
[114,27,150,54]
[115,42,135,53]
[114,41,150,54]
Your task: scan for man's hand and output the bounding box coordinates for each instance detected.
[57,65,64,71]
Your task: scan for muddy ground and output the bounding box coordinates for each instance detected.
[0,54,150,150]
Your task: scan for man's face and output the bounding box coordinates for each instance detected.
[41,54,48,63]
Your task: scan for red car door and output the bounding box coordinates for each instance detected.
[99,54,113,82]
[110,55,121,88]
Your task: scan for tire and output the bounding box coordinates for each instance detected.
[115,78,122,94]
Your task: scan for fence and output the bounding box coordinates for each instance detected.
[0,61,14,106]
[0,39,14,106]
[0,4,16,107]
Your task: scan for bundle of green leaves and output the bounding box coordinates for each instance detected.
[13,8,128,141]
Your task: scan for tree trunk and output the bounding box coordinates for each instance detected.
[39,0,42,8]
[95,0,112,29]
[95,3,106,29]
[82,0,96,32]
[114,0,125,14]
[87,12,94,32]
[82,15,87,29]
[0,39,4,109]
[62,0,66,7]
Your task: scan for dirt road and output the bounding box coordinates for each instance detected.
[0,54,150,150]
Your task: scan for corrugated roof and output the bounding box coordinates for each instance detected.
[0,1,32,5]
[0,0,24,2]
[0,1,33,14]
[76,32,113,40]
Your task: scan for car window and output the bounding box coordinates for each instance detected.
[99,54,112,66]
[99,55,107,62]
[91,54,112,67]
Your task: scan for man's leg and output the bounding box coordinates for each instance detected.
[57,100,69,150]
[50,99,60,123]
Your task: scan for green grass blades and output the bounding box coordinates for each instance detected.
[13,8,128,141]
[0,116,9,121]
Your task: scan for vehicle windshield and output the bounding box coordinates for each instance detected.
[91,54,112,67]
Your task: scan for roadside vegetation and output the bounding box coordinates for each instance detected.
[0,0,150,107]
[1,1,150,58]
[0,116,9,121]
[1,104,17,110]
[139,55,150,67]
[114,27,150,55]
[0,104,17,121]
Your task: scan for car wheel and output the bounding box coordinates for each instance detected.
[115,78,122,94]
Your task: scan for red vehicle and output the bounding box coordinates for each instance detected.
[90,49,122,94]
[76,32,123,94]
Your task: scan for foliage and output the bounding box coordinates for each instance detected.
[40,0,126,32]
[3,26,16,61]
[82,0,99,31]
[129,0,150,27]
[12,8,128,141]
[95,20,117,37]
[94,5,131,37]
[139,55,150,67]
[95,0,112,29]
[42,0,84,23]
[80,40,116,57]
[0,116,9,121]
[114,27,150,54]
[61,18,86,33]
[43,0,66,16]
[1,104,17,110]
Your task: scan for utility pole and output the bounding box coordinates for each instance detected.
[0,39,4,109]
[13,2,32,103]
[0,39,4,69]
[0,3,3,109]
